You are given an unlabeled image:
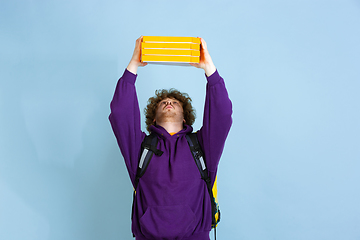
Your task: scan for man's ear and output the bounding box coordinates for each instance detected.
[153,118,156,123]
[183,119,186,123]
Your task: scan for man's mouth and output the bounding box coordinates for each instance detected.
[165,105,173,109]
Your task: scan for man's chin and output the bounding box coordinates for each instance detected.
[157,113,183,122]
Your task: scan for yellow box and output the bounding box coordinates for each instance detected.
[142,48,200,57]
[143,36,200,44]
[141,55,200,63]
[141,42,200,50]
[141,36,201,64]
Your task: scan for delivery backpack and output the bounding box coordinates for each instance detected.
[132,132,221,239]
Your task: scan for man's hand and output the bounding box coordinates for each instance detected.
[190,38,216,77]
[127,36,148,75]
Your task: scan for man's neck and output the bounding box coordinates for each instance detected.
[156,121,183,134]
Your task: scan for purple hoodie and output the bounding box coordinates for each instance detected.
[109,69,232,240]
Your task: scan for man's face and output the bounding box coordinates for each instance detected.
[154,97,184,123]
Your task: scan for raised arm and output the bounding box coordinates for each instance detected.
[194,39,233,183]
[109,37,147,185]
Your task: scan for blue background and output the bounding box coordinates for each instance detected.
[1,0,359,239]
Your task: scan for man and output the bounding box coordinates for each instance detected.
[109,36,232,240]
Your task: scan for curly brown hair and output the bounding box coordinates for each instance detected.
[144,89,196,133]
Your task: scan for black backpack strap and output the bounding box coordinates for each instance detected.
[185,133,218,228]
[132,133,163,225]
[133,133,163,189]
[186,133,207,178]
[134,133,163,183]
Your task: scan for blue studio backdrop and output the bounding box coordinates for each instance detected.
[1,1,359,240]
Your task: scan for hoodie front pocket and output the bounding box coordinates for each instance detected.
[139,205,196,239]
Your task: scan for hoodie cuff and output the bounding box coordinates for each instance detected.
[122,68,137,85]
[206,69,221,86]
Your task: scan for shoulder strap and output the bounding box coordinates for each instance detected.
[134,133,163,190]
[132,133,163,226]
[185,133,207,176]
[185,133,219,229]
[186,133,207,174]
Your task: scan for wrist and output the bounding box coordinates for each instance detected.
[204,63,216,77]
[127,61,139,75]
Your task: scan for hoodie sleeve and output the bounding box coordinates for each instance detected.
[197,70,233,183]
[109,69,146,186]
